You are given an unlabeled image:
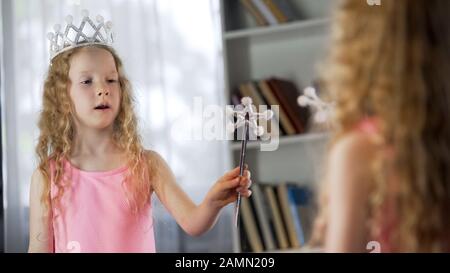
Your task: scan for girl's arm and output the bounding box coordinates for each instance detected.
[324,131,376,252]
[149,151,251,236]
[28,169,53,253]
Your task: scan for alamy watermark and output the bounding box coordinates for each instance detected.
[366,241,381,253]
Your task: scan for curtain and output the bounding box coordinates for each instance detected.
[1,0,233,252]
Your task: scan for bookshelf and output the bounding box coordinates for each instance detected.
[223,17,330,40]
[230,132,328,150]
[219,0,333,253]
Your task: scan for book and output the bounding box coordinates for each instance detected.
[251,0,279,26]
[240,196,264,252]
[276,183,301,248]
[251,183,277,250]
[254,80,286,136]
[237,83,257,137]
[286,184,309,245]
[272,0,301,21]
[240,0,268,26]
[258,80,296,135]
[264,185,289,249]
[268,78,310,134]
[246,82,280,138]
[290,186,314,243]
[255,81,287,135]
[231,92,242,106]
[262,0,288,23]
[238,215,251,252]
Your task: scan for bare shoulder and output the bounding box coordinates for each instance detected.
[32,168,45,180]
[143,150,175,188]
[31,168,46,191]
[143,149,168,169]
[144,149,163,161]
[330,130,378,168]
[328,130,379,193]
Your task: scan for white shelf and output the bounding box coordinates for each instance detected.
[223,18,330,40]
[230,132,329,151]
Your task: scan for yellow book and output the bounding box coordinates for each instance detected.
[262,0,288,23]
[265,185,289,249]
[277,183,301,248]
[240,0,268,26]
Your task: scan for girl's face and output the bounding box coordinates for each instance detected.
[68,47,121,130]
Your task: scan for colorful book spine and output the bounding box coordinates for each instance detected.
[240,0,268,26]
[251,0,279,25]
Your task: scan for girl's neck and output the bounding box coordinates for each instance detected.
[72,126,120,157]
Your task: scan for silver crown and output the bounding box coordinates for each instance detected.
[47,9,114,60]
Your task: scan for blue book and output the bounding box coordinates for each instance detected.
[286,185,312,245]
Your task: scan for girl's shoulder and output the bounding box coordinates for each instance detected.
[143,149,165,165]
[143,149,175,192]
[143,149,159,159]
[331,116,381,164]
[328,117,387,206]
[330,129,378,173]
[31,168,46,191]
[143,149,171,175]
[328,117,381,191]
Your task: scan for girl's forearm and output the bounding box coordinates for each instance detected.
[182,200,222,237]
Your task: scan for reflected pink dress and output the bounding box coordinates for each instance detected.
[356,117,397,252]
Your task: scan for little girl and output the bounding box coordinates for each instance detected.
[310,0,450,252]
[28,11,251,253]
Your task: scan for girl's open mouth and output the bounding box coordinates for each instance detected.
[94,104,111,111]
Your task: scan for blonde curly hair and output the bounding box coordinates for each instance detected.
[36,45,154,214]
[312,0,450,252]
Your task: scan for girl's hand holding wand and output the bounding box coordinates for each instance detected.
[203,165,252,211]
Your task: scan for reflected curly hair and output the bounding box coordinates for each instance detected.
[311,0,450,252]
[36,45,154,215]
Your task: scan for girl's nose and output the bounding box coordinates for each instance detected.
[97,90,109,96]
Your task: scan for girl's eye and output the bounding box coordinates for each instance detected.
[81,79,92,85]
[107,79,118,83]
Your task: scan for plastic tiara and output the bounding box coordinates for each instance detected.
[47,9,114,61]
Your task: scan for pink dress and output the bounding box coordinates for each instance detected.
[49,160,156,253]
[356,117,397,252]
